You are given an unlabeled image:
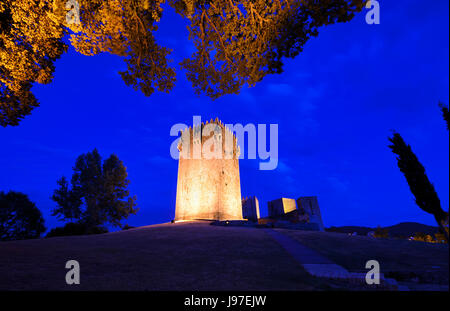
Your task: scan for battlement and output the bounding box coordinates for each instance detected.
[177,118,240,160]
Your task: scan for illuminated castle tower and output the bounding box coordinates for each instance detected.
[175,118,243,221]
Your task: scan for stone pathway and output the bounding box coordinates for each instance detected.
[264,229,406,290]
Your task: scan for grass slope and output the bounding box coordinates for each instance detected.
[0,222,356,290]
[280,229,449,285]
[1,222,448,290]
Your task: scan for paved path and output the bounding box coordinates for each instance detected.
[264,229,406,290]
[264,229,336,264]
[264,229,350,278]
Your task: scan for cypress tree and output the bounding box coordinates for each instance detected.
[389,133,448,242]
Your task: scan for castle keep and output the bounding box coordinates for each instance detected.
[175,118,244,221]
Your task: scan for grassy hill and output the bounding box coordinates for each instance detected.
[281,229,448,286]
[0,222,448,290]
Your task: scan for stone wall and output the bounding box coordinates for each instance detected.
[267,198,297,218]
[297,196,324,231]
[242,196,260,222]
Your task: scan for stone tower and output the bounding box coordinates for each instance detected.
[175,118,243,221]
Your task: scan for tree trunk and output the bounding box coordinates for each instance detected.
[435,215,449,243]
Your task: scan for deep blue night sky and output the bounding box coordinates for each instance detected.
[1,1,448,231]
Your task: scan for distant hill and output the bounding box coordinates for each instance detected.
[326,222,439,238]
[385,222,439,237]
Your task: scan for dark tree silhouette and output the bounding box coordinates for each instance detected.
[51,176,82,222]
[52,149,138,229]
[1,0,365,126]
[439,102,449,130]
[388,133,449,242]
[0,191,46,241]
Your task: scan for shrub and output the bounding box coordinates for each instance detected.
[434,232,448,243]
[413,232,435,243]
[373,225,389,238]
[122,224,135,230]
[46,222,107,238]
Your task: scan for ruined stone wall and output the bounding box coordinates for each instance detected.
[242,196,260,222]
[267,198,297,218]
[297,196,324,231]
[175,119,243,221]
